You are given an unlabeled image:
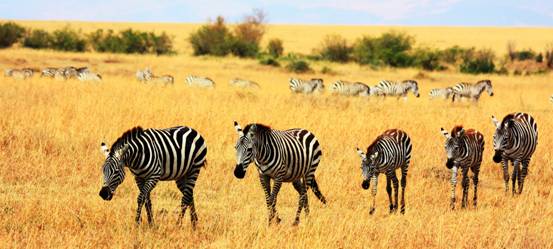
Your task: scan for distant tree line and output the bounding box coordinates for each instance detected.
[0,22,174,55]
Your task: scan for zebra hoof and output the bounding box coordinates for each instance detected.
[369,208,375,215]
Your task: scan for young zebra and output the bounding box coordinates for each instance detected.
[233,121,327,225]
[451,80,493,102]
[374,80,420,99]
[440,126,484,209]
[355,129,412,214]
[491,113,538,194]
[330,80,371,96]
[40,67,58,78]
[429,87,454,100]
[99,126,207,228]
[289,78,324,94]
[185,75,215,88]
[229,78,260,89]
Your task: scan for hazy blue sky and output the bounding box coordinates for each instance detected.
[1,0,552,26]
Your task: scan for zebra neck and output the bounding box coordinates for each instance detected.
[253,132,277,166]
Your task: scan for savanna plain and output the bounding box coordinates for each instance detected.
[1,21,553,248]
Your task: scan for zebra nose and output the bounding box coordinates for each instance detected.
[99,187,113,201]
[234,164,246,179]
[493,150,502,163]
[490,92,494,96]
[446,159,455,169]
[361,180,370,190]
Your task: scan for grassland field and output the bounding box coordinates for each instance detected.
[0,21,553,248]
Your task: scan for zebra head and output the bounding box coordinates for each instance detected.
[312,78,325,91]
[356,147,378,190]
[479,80,494,96]
[99,142,130,201]
[404,80,420,97]
[440,127,465,169]
[233,121,254,179]
[491,115,512,163]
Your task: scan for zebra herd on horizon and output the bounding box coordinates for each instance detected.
[429,79,494,102]
[98,112,537,227]
[4,66,102,81]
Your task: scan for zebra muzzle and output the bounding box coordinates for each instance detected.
[361,180,370,190]
[99,186,113,201]
[493,150,503,163]
[234,164,246,179]
[446,158,455,169]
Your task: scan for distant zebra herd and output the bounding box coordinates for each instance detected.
[429,80,494,102]
[4,66,102,81]
[98,111,537,227]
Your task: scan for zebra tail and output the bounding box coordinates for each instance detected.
[309,178,327,205]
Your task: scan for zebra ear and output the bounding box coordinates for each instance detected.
[491,115,500,128]
[234,121,244,137]
[440,128,451,139]
[456,128,465,137]
[100,142,109,158]
[356,147,366,159]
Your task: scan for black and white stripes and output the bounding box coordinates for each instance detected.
[374,80,420,99]
[289,78,324,94]
[356,129,412,214]
[452,80,493,102]
[233,121,326,225]
[330,80,371,96]
[99,126,207,228]
[491,112,538,194]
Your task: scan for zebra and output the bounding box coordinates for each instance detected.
[99,126,207,228]
[41,67,58,78]
[229,78,260,89]
[329,80,371,96]
[440,126,484,209]
[374,80,420,99]
[289,78,324,94]
[136,68,151,82]
[355,129,412,215]
[233,121,327,225]
[550,95,553,103]
[451,80,493,102]
[4,68,33,79]
[77,71,102,81]
[429,87,454,100]
[185,75,215,88]
[491,113,538,194]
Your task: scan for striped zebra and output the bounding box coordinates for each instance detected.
[136,68,151,82]
[355,129,412,214]
[491,113,538,194]
[77,71,102,81]
[41,67,58,78]
[429,87,454,100]
[53,66,78,80]
[451,80,493,102]
[289,78,324,94]
[4,68,34,79]
[229,78,260,89]
[329,80,371,96]
[440,126,484,209]
[99,126,207,227]
[233,121,326,225]
[136,68,174,84]
[374,80,420,99]
[550,95,553,103]
[185,75,215,88]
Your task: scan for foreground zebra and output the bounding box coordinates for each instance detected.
[330,80,371,96]
[491,113,538,194]
[289,78,324,94]
[374,80,420,99]
[229,78,260,89]
[429,87,454,100]
[451,80,493,102]
[355,129,412,214]
[440,126,484,209]
[99,126,207,227]
[233,121,326,225]
[185,75,215,88]
[4,68,34,79]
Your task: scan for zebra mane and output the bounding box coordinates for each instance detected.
[451,125,464,137]
[243,123,271,136]
[110,126,144,155]
[500,114,516,129]
[477,79,491,86]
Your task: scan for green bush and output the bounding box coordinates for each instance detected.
[536,53,543,63]
[0,22,25,48]
[512,49,536,61]
[267,38,283,58]
[51,27,86,52]
[189,16,233,56]
[352,31,414,67]
[88,29,173,55]
[412,47,444,71]
[321,66,336,75]
[286,59,311,73]
[152,32,174,55]
[258,56,280,67]
[23,29,52,49]
[318,34,352,63]
[441,45,469,64]
[88,29,126,53]
[460,48,495,74]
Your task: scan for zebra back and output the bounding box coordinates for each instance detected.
[442,126,484,168]
[186,75,215,88]
[365,129,412,173]
[493,112,537,160]
[229,78,260,89]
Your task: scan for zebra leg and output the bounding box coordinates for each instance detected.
[512,160,520,196]
[450,166,458,210]
[400,165,407,214]
[369,175,378,215]
[268,179,283,224]
[461,166,469,208]
[292,180,307,226]
[136,179,159,225]
[502,159,510,193]
[259,174,280,224]
[386,176,393,213]
[135,177,154,225]
[471,166,480,208]
[176,169,200,229]
[519,159,530,194]
[391,173,399,213]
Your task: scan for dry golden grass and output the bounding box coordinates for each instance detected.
[1,22,553,248]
